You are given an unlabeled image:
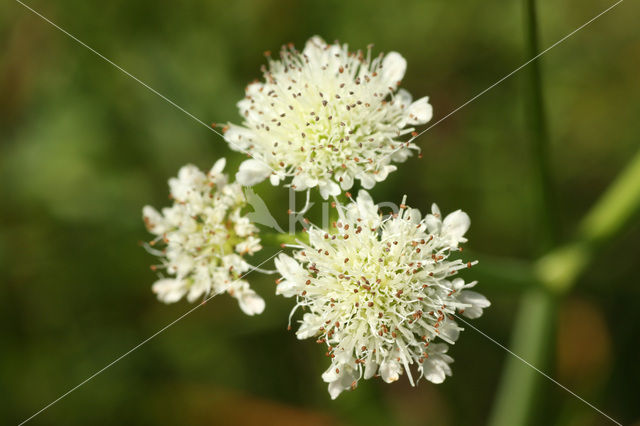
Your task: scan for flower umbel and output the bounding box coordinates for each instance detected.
[275,191,489,398]
[225,36,433,198]
[143,159,265,315]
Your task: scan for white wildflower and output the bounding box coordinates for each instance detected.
[274,191,489,398]
[224,36,433,198]
[143,158,265,315]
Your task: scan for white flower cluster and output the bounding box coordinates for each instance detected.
[274,191,490,398]
[143,159,265,315]
[143,36,489,399]
[224,36,433,199]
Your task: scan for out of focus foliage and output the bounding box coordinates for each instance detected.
[1,0,639,424]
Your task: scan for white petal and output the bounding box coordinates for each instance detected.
[169,165,205,201]
[186,280,209,303]
[292,174,318,191]
[395,88,413,107]
[406,97,433,125]
[275,253,303,281]
[422,344,453,384]
[291,174,310,190]
[302,36,327,67]
[210,271,231,294]
[356,190,377,217]
[235,159,272,186]
[374,165,397,182]
[322,364,358,400]
[321,364,340,383]
[363,358,378,380]
[459,290,491,319]
[269,173,282,186]
[209,157,226,175]
[177,164,204,184]
[439,319,461,343]
[326,180,341,196]
[244,81,263,97]
[425,214,442,234]
[237,290,265,315]
[356,189,374,206]
[334,345,355,364]
[381,52,407,87]
[358,173,376,189]
[171,253,194,278]
[224,125,256,151]
[442,210,470,243]
[303,175,319,188]
[275,254,306,297]
[318,180,341,199]
[327,381,346,400]
[390,147,413,163]
[379,360,402,383]
[407,207,422,224]
[346,190,379,225]
[423,361,447,384]
[451,278,466,291]
[142,206,167,235]
[336,171,354,190]
[296,313,323,339]
[152,279,186,303]
[275,280,298,298]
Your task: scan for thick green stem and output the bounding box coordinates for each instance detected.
[488,288,557,426]
[523,0,557,252]
[577,148,640,245]
[490,147,640,425]
[537,148,640,293]
[490,1,556,424]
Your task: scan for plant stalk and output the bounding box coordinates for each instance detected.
[488,288,557,426]
[537,148,640,293]
[490,1,557,424]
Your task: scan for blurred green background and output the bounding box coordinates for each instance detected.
[2,0,639,425]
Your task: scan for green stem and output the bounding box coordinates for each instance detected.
[490,1,557,424]
[537,148,640,293]
[490,146,640,425]
[465,250,536,291]
[523,0,557,252]
[577,147,640,245]
[260,231,304,247]
[488,288,557,426]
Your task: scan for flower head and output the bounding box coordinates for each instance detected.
[225,36,433,198]
[275,191,489,398]
[143,158,265,315]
